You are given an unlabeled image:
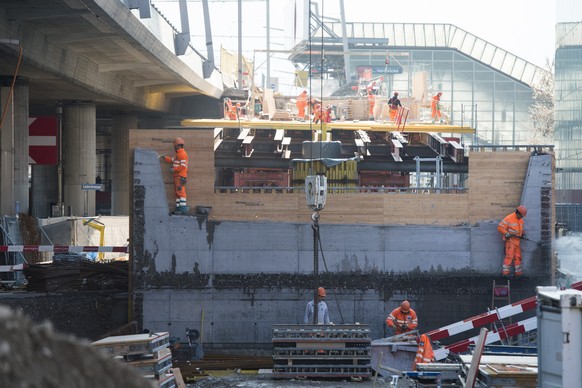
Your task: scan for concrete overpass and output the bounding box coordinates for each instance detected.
[0,0,224,217]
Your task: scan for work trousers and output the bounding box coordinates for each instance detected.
[173,176,187,208]
[502,241,522,276]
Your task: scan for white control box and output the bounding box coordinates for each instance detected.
[305,175,327,211]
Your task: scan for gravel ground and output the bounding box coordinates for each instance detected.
[186,371,394,387]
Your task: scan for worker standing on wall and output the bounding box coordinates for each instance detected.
[388,92,402,122]
[431,92,443,123]
[497,206,527,277]
[296,90,308,120]
[386,300,418,335]
[304,287,330,324]
[160,137,189,214]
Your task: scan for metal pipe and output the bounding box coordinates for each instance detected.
[266,0,270,89]
[339,0,351,83]
[238,0,242,89]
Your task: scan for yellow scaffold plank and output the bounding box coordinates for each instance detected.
[180,119,475,134]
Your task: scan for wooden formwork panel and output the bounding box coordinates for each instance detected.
[131,129,541,226]
[468,152,530,223]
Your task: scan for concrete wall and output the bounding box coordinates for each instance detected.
[130,142,555,353]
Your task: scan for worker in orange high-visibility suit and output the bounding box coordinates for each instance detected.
[386,300,418,335]
[431,92,442,122]
[296,90,308,120]
[368,89,376,120]
[160,137,189,214]
[412,334,434,370]
[225,98,239,120]
[497,205,527,277]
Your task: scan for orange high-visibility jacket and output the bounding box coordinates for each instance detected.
[497,212,524,246]
[431,94,440,110]
[386,307,418,334]
[413,334,434,370]
[164,148,188,178]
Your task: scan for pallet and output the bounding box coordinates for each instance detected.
[92,332,170,357]
[272,324,372,379]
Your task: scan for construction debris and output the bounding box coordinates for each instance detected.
[24,258,128,292]
[0,305,147,388]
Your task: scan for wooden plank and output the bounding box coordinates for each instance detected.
[171,368,187,388]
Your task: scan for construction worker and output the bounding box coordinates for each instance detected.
[388,92,402,122]
[312,99,323,124]
[224,98,239,120]
[431,92,443,122]
[367,89,376,120]
[386,300,418,335]
[412,334,434,370]
[160,137,189,214]
[304,287,330,324]
[497,205,527,277]
[296,90,308,120]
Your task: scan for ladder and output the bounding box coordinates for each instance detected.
[491,280,513,345]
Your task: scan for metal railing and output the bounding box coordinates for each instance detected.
[215,186,467,194]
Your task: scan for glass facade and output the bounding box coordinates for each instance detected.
[554,22,582,190]
[292,23,548,146]
[347,47,535,145]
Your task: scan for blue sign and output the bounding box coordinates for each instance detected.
[373,66,403,75]
[81,183,103,190]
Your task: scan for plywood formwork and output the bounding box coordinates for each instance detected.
[129,130,541,227]
[468,152,530,224]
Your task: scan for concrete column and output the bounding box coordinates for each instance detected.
[13,81,29,215]
[0,83,15,216]
[111,113,136,215]
[30,165,58,218]
[63,102,96,216]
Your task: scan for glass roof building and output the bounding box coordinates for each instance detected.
[555,21,582,191]
[286,11,549,146]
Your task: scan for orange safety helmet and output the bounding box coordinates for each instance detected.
[174,137,185,147]
[317,287,326,297]
[516,205,527,217]
[400,300,411,313]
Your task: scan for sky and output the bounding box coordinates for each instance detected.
[151,0,557,93]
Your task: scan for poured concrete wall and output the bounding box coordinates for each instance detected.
[130,141,555,352]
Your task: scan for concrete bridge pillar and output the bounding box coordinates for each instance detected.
[63,101,96,216]
[111,113,136,215]
[30,165,58,218]
[0,78,29,216]
[13,81,29,215]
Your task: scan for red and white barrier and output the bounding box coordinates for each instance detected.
[427,280,582,342]
[433,317,537,360]
[430,281,582,360]
[0,245,128,253]
[426,297,536,341]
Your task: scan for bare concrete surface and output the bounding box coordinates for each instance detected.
[0,304,148,388]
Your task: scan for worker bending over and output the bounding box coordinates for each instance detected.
[304,287,330,324]
[386,300,418,335]
[160,137,189,214]
[497,205,527,277]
